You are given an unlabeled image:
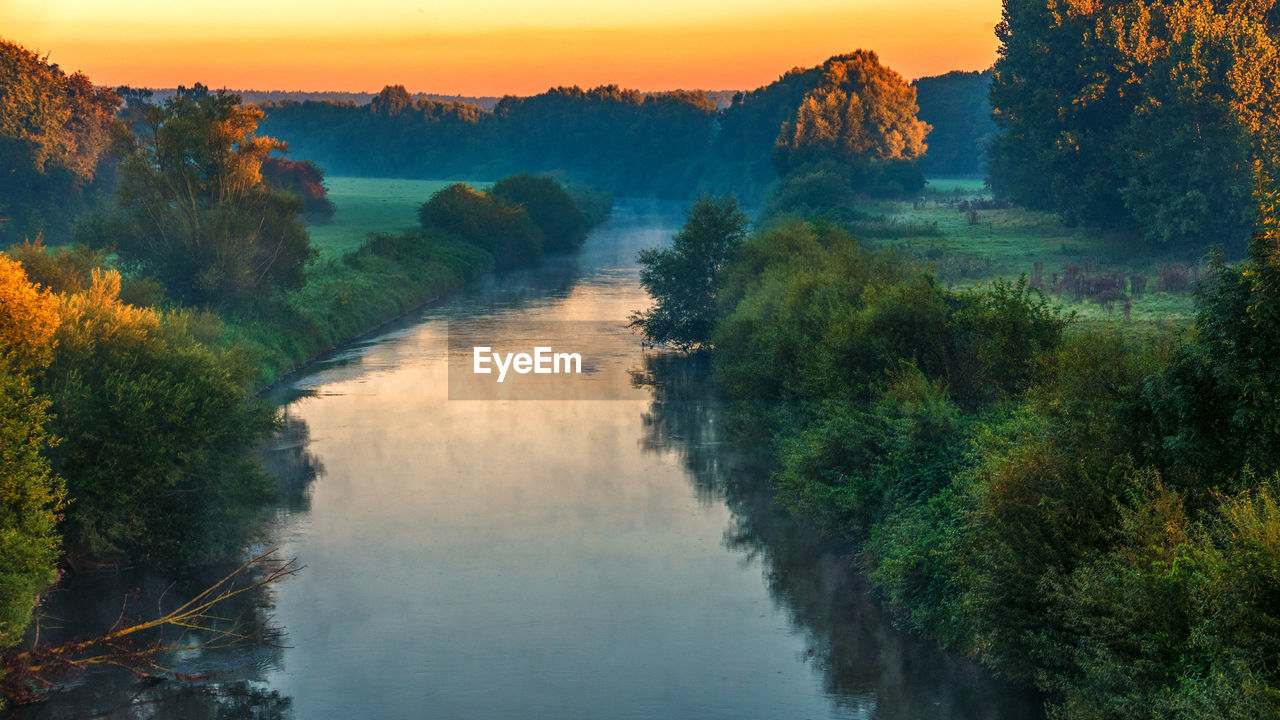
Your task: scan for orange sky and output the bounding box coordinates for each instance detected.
[3,1,1002,95]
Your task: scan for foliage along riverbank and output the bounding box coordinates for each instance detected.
[0,175,609,703]
[231,176,612,389]
[634,185,1280,717]
[624,2,1280,710]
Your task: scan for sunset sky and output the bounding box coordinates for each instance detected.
[4,0,1002,95]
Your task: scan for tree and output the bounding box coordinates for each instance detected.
[417,183,544,269]
[260,157,336,223]
[1119,1,1280,249]
[0,40,123,244]
[0,256,65,649]
[987,0,1280,251]
[94,87,314,306]
[40,270,277,566]
[913,70,996,176]
[773,51,930,191]
[630,196,749,351]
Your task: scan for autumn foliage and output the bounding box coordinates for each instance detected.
[773,51,930,174]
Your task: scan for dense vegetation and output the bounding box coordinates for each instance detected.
[9,0,1279,711]
[0,257,65,648]
[987,0,1280,252]
[629,196,750,350]
[256,51,932,203]
[634,182,1280,716]
[261,156,337,223]
[81,86,315,308]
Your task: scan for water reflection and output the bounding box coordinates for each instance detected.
[258,409,325,513]
[632,352,1046,719]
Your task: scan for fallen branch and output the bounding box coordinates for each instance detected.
[1,549,300,706]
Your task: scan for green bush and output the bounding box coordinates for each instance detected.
[630,196,749,351]
[0,256,66,647]
[417,183,543,269]
[40,273,277,566]
[491,173,588,253]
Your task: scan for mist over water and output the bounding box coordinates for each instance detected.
[14,201,1040,720]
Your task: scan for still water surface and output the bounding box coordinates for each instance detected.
[15,201,1042,719]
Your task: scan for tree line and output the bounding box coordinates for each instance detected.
[255,51,970,204]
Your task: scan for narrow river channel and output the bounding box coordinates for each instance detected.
[14,200,1043,720]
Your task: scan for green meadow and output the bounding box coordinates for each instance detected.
[868,177,1198,328]
[306,177,491,258]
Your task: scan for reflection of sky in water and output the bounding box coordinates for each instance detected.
[16,200,1041,720]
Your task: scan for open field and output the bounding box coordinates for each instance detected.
[867,178,1200,328]
[307,177,490,258]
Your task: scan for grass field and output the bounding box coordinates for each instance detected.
[866,178,1199,328]
[307,177,490,258]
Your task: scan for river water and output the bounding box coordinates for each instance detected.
[13,201,1042,719]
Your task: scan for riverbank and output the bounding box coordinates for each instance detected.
[227,176,613,389]
[691,185,1280,717]
[228,231,494,389]
[6,202,1045,719]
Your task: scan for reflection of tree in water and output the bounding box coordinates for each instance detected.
[633,352,1045,720]
[12,681,290,720]
[258,408,325,512]
[630,352,730,505]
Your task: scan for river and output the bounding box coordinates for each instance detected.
[12,201,1042,720]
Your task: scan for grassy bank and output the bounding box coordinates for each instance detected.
[224,175,609,388]
[886,179,1197,327]
[227,229,494,388]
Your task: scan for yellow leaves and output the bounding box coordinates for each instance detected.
[55,268,162,356]
[0,251,170,371]
[0,253,60,369]
[775,51,929,169]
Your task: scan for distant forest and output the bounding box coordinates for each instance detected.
[142,88,743,112]
[1,41,990,247]
[251,63,992,203]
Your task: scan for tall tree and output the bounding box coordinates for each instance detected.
[95,86,313,306]
[773,51,931,180]
[988,0,1280,251]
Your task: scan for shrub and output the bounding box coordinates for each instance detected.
[40,270,278,566]
[418,183,543,269]
[491,173,588,253]
[0,256,65,648]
